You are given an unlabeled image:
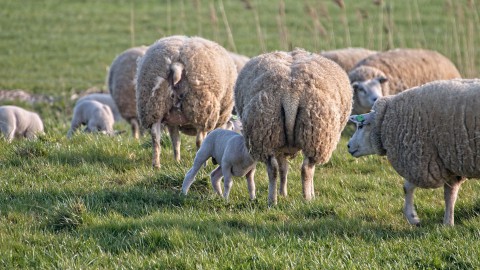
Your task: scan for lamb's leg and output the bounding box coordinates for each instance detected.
[222,165,234,200]
[2,125,15,142]
[266,156,279,206]
[301,156,316,201]
[246,168,256,200]
[167,125,181,162]
[182,145,212,195]
[130,118,140,139]
[443,180,464,226]
[403,180,420,226]
[278,155,289,197]
[210,166,223,196]
[151,121,162,168]
[67,116,80,139]
[196,131,206,149]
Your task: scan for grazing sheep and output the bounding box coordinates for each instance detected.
[136,35,237,168]
[77,93,122,122]
[348,48,461,114]
[235,49,352,205]
[347,79,480,226]
[0,105,44,142]
[108,46,148,138]
[320,47,377,72]
[228,52,250,73]
[182,129,257,200]
[67,99,115,138]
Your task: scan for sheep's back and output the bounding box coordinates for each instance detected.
[320,47,377,72]
[376,79,480,188]
[356,49,461,95]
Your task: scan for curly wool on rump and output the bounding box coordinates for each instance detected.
[235,49,352,204]
[348,48,461,114]
[108,46,148,138]
[320,47,377,72]
[135,36,237,167]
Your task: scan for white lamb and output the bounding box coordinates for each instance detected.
[182,129,257,200]
[67,99,115,138]
[0,105,44,142]
[76,93,122,122]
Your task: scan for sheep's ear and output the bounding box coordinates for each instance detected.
[377,76,388,84]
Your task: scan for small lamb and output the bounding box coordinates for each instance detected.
[348,79,480,225]
[67,99,115,138]
[0,105,44,142]
[182,129,257,200]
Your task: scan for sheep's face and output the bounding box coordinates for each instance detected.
[347,112,376,157]
[352,76,387,112]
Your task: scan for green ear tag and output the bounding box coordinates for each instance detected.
[356,115,365,122]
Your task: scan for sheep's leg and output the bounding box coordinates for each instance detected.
[301,156,316,201]
[67,117,80,138]
[246,168,256,200]
[130,118,140,139]
[278,155,289,197]
[167,125,181,162]
[266,156,279,206]
[222,165,234,200]
[151,122,162,168]
[196,131,206,149]
[403,180,420,226]
[443,180,464,226]
[182,146,212,195]
[210,166,224,196]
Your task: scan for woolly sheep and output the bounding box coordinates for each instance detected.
[235,49,352,205]
[0,105,44,142]
[347,79,480,226]
[108,46,148,138]
[182,129,257,200]
[320,47,377,72]
[348,48,461,114]
[67,99,115,138]
[228,52,250,73]
[136,35,237,168]
[77,93,122,122]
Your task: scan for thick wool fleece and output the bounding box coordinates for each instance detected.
[108,46,148,122]
[235,49,352,163]
[349,48,461,96]
[320,47,377,72]
[228,52,250,73]
[371,79,480,188]
[136,36,236,134]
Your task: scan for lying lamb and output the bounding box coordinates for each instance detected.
[0,105,44,142]
[182,129,257,200]
[67,99,115,138]
[348,79,480,226]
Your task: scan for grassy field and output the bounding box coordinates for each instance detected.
[1,0,480,268]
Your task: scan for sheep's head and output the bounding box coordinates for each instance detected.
[347,111,377,157]
[351,76,387,113]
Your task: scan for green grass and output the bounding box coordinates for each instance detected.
[1,0,480,269]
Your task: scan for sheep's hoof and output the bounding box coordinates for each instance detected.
[152,163,161,169]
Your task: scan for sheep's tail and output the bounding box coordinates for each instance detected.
[168,62,184,89]
[281,96,299,147]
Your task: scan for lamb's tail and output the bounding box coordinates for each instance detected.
[281,96,299,147]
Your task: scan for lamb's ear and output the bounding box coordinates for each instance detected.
[377,76,388,84]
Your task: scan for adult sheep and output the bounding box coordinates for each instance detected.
[348,48,461,114]
[347,79,480,226]
[228,52,250,73]
[108,46,148,138]
[320,47,377,72]
[0,105,44,142]
[235,49,352,205]
[136,36,237,168]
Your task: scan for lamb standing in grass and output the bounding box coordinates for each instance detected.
[235,49,352,205]
[320,47,377,72]
[347,79,480,226]
[0,105,44,142]
[136,36,237,168]
[77,93,122,122]
[182,129,257,200]
[67,99,115,138]
[348,48,461,114]
[108,46,148,138]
